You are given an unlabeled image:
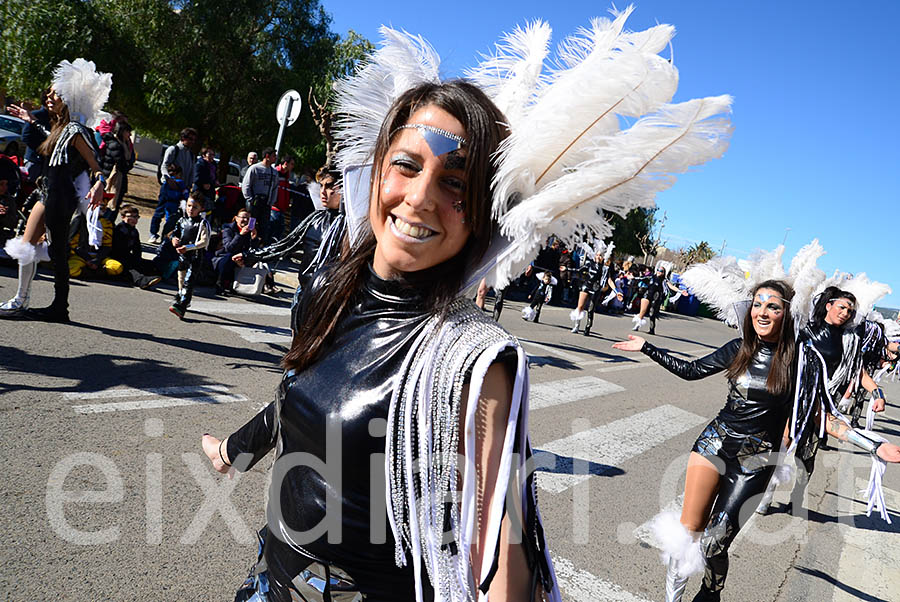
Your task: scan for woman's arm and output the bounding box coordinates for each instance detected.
[613,336,740,381]
[824,412,900,462]
[858,369,886,412]
[462,362,534,601]
[203,402,277,474]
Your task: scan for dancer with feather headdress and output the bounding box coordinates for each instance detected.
[614,242,900,602]
[202,8,732,601]
[1,59,111,323]
[569,239,620,335]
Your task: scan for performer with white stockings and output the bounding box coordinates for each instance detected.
[569,243,619,335]
[1,59,110,322]
[614,279,900,602]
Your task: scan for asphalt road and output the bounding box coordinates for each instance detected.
[1,258,898,602]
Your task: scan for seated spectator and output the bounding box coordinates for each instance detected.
[110,204,157,287]
[149,163,188,244]
[68,208,123,278]
[212,208,262,295]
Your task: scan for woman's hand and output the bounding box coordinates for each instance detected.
[232,253,245,266]
[201,434,232,474]
[876,442,900,463]
[87,180,105,208]
[612,335,645,352]
[7,104,34,123]
[872,397,886,413]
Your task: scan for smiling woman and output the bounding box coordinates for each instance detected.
[202,80,559,602]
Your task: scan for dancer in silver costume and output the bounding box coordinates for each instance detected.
[614,280,900,602]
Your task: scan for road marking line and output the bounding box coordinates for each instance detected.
[596,362,656,374]
[219,324,292,344]
[552,554,653,602]
[63,384,231,401]
[73,393,248,414]
[189,301,290,316]
[522,340,585,363]
[534,405,708,494]
[530,376,624,410]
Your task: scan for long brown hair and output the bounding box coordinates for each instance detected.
[283,80,509,372]
[725,279,796,395]
[37,99,71,157]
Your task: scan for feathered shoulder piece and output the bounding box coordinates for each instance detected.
[52,59,112,127]
[682,239,829,331]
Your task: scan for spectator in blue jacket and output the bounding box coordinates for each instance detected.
[149,163,188,243]
[212,208,261,295]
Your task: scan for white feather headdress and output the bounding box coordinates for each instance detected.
[333,8,732,292]
[817,272,893,328]
[51,59,112,127]
[681,239,829,330]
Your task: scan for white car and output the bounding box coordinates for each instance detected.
[0,115,26,158]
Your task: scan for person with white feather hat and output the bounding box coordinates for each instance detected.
[1,59,111,322]
[615,243,900,602]
[198,8,733,601]
[569,241,619,335]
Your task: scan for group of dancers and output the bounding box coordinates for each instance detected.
[3,9,899,602]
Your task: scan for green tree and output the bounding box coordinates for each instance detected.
[1,0,374,172]
[607,207,658,258]
[680,241,716,265]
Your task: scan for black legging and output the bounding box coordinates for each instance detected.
[699,461,775,594]
[42,175,78,312]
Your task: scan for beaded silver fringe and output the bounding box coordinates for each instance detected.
[387,297,518,601]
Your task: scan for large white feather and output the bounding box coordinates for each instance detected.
[491,8,679,215]
[333,27,442,171]
[464,21,552,128]
[787,239,826,328]
[681,256,749,326]
[489,94,732,288]
[51,59,112,127]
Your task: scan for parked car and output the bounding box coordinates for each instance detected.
[215,158,241,186]
[0,115,26,159]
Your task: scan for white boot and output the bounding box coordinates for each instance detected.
[1,238,42,312]
[651,512,705,602]
[569,309,585,333]
[665,558,689,602]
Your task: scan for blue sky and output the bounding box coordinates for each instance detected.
[327,1,899,308]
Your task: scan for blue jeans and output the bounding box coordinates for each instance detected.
[150,200,180,237]
[268,208,285,243]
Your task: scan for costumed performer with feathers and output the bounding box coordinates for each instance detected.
[614,244,900,602]
[199,7,733,601]
[1,59,111,323]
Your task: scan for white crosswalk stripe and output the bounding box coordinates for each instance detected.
[553,555,653,602]
[530,376,624,410]
[219,324,292,344]
[534,405,708,494]
[188,300,290,316]
[63,384,231,400]
[67,385,249,414]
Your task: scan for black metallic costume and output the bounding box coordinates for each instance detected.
[244,207,340,276]
[577,258,611,335]
[171,214,209,312]
[641,339,793,596]
[227,268,431,600]
[226,266,555,601]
